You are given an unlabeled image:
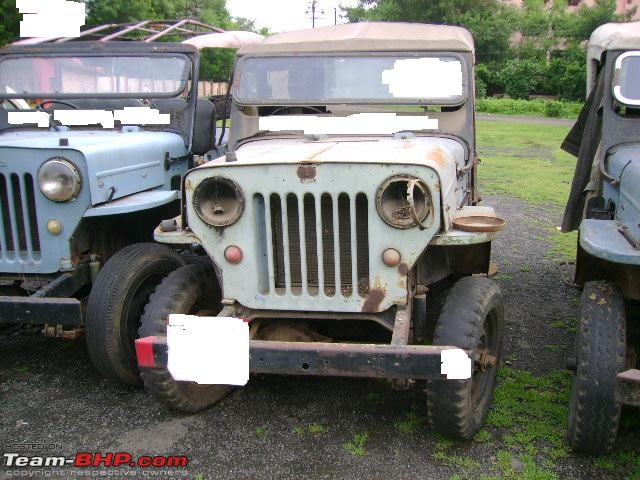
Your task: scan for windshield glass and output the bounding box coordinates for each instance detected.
[614,51,640,106]
[235,55,465,105]
[0,55,189,98]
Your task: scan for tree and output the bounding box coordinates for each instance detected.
[345,0,518,63]
[0,0,21,46]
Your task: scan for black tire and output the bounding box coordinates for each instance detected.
[426,276,504,440]
[139,263,232,412]
[568,281,626,455]
[85,243,185,386]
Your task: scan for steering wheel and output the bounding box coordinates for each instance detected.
[36,100,80,110]
[271,106,323,115]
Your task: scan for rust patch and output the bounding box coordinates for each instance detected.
[361,288,385,313]
[185,179,193,190]
[304,144,335,162]
[398,262,409,276]
[297,165,317,182]
[427,147,447,169]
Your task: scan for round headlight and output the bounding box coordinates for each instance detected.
[38,158,81,202]
[376,175,433,229]
[193,177,244,227]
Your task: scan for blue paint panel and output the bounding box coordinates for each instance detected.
[0,130,188,205]
[580,219,640,266]
[0,147,90,274]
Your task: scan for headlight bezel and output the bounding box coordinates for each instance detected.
[375,174,434,230]
[192,176,245,227]
[37,157,82,203]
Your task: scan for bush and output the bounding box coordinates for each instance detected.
[544,101,563,118]
[475,97,583,118]
[476,77,488,99]
[498,59,544,100]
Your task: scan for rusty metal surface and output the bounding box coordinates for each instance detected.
[249,341,457,380]
[138,335,464,380]
[615,369,640,406]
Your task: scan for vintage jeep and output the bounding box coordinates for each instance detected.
[562,21,640,454]
[135,22,506,440]
[0,20,234,386]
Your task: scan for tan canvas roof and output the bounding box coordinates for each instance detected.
[588,22,640,60]
[238,22,474,55]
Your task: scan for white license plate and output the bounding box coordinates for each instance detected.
[166,314,249,386]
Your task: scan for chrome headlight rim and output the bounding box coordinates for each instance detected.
[37,157,82,203]
[193,176,245,227]
[375,174,433,230]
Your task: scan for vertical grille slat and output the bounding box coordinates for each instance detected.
[314,194,325,294]
[263,194,277,293]
[265,191,369,298]
[24,174,40,254]
[297,195,308,295]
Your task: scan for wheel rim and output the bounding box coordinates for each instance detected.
[471,308,500,411]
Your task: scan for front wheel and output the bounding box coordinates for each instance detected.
[425,276,504,440]
[85,243,185,386]
[567,281,626,454]
[139,263,233,412]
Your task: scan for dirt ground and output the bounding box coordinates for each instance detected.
[1,120,639,479]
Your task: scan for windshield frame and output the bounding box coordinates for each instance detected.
[0,52,193,100]
[613,50,640,107]
[232,51,469,107]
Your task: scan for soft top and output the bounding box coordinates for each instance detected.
[238,22,474,55]
[588,21,640,61]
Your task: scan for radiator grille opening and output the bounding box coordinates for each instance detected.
[356,193,370,296]
[260,191,370,299]
[24,174,40,253]
[0,174,13,252]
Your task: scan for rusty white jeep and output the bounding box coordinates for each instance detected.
[135,22,506,440]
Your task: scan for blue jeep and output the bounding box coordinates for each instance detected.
[562,21,640,454]
[0,21,223,386]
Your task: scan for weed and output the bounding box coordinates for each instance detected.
[545,345,561,352]
[344,431,369,457]
[292,426,305,436]
[192,474,204,480]
[520,265,531,273]
[308,423,327,435]
[394,411,424,434]
[255,427,266,437]
[366,392,383,406]
[474,429,492,443]
[16,366,29,374]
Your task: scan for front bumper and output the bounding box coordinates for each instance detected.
[0,296,82,326]
[0,263,89,326]
[136,335,463,380]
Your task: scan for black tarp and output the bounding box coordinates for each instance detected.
[561,71,605,232]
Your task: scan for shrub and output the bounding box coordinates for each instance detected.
[544,100,563,118]
[475,97,583,118]
[475,77,488,99]
[498,59,544,100]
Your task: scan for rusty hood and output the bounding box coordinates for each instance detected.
[212,136,466,228]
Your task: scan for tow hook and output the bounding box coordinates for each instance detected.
[42,324,84,340]
[474,347,497,372]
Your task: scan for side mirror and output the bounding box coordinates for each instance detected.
[192,98,217,156]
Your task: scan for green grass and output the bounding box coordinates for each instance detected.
[476,121,575,207]
[255,427,266,437]
[307,423,327,435]
[16,366,29,374]
[344,431,369,457]
[476,120,578,261]
[394,410,425,434]
[476,98,583,119]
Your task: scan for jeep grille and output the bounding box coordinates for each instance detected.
[256,192,369,297]
[0,172,41,260]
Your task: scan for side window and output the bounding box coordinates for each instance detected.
[2,100,16,110]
